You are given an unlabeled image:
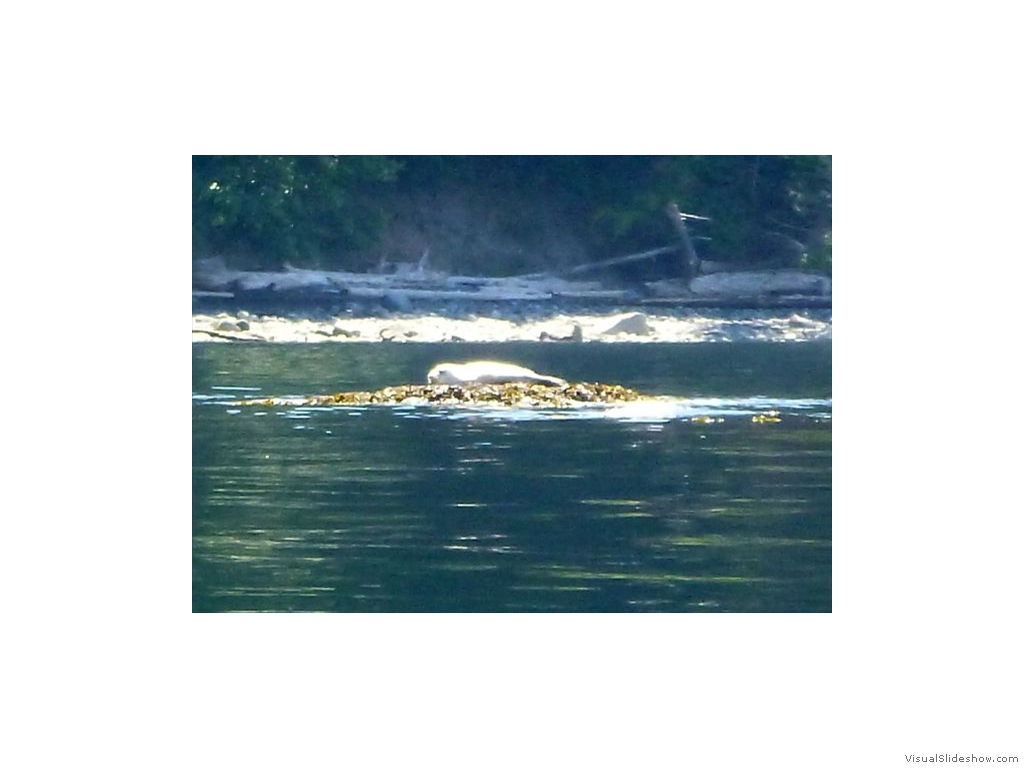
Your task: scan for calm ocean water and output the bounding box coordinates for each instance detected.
[193,341,831,612]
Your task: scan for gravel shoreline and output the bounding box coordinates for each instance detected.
[192,308,832,344]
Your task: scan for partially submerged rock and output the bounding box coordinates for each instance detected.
[236,381,648,408]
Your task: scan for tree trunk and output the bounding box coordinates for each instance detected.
[666,202,702,281]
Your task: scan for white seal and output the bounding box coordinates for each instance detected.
[427,360,567,388]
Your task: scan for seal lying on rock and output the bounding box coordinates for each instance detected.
[427,360,567,388]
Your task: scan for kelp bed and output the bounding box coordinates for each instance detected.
[235,381,647,408]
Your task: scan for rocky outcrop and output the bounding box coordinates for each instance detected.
[235,381,647,408]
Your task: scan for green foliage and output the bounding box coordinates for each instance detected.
[193,155,401,268]
[641,155,832,266]
[801,230,832,275]
[192,155,831,274]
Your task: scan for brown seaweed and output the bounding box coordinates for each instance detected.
[235,381,648,408]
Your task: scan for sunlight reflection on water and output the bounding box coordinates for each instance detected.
[193,341,831,612]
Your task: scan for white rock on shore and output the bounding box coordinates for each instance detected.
[600,312,651,336]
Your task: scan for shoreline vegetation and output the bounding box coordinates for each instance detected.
[193,157,832,277]
[193,156,831,344]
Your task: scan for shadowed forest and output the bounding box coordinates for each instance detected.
[193,156,831,278]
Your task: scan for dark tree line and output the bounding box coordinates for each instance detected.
[193,155,831,274]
